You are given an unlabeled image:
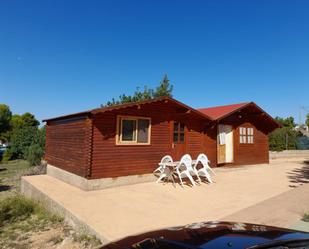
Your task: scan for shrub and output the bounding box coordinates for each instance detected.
[26,144,44,166]
[10,127,39,159]
[0,195,63,226]
[0,195,36,225]
[23,163,47,176]
[9,126,45,160]
[269,127,300,151]
[303,212,309,222]
[1,149,12,163]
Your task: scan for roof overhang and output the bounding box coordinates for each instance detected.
[216,102,281,133]
[43,97,213,123]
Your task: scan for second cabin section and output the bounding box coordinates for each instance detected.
[199,102,279,166]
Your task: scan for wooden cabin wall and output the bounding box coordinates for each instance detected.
[221,114,270,166]
[232,122,269,165]
[204,127,218,167]
[45,117,92,177]
[90,103,215,179]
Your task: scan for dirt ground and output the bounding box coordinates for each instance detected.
[0,160,102,249]
[1,223,101,249]
[23,226,99,249]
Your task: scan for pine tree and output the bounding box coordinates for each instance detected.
[102,74,174,107]
[154,74,173,98]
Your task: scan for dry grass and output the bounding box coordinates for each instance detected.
[303,212,309,222]
[0,160,102,249]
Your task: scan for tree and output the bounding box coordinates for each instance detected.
[4,113,40,142]
[10,113,39,130]
[0,104,12,140]
[269,116,300,151]
[0,104,43,163]
[9,127,41,159]
[10,114,24,131]
[306,113,309,127]
[275,116,295,129]
[26,144,44,166]
[269,127,299,151]
[20,113,39,127]
[102,75,174,107]
[153,74,173,98]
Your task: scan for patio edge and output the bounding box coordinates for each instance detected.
[20,176,110,245]
[47,164,157,191]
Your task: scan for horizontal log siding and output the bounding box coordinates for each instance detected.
[220,113,270,166]
[233,122,269,165]
[204,128,218,167]
[186,122,217,167]
[45,118,90,177]
[90,103,215,179]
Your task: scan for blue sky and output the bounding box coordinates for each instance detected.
[0,0,308,124]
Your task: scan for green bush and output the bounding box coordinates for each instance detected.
[9,126,45,160]
[1,149,12,163]
[269,128,300,151]
[0,195,63,227]
[268,116,302,151]
[26,144,44,166]
[0,195,36,225]
[303,212,309,222]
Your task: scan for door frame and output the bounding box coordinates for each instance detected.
[170,120,187,160]
[217,124,234,164]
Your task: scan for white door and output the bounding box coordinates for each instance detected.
[217,124,234,164]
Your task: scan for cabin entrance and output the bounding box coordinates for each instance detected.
[217,124,234,164]
[171,121,186,160]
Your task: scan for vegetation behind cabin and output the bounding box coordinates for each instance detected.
[102,74,173,107]
[268,116,309,151]
[0,105,45,165]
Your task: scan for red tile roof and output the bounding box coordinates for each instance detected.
[197,102,250,120]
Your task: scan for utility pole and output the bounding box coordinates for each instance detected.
[299,106,302,126]
[299,106,309,127]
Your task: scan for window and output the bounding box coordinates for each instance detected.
[117,116,151,145]
[173,122,185,143]
[239,127,254,144]
[247,127,254,144]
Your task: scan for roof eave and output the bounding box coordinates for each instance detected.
[215,102,252,122]
[91,96,213,121]
[42,96,213,123]
[42,111,91,122]
[216,101,281,131]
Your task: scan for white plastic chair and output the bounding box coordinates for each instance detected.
[155,155,174,184]
[175,154,199,187]
[154,155,173,174]
[193,153,215,183]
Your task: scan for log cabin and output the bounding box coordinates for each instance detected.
[43,96,280,190]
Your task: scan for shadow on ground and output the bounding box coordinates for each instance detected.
[287,160,309,188]
[0,168,7,172]
[0,185,12,192]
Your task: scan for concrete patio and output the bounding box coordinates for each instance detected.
[21,158,309,245]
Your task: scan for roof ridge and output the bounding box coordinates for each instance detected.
[197,102,250,110]
[43,96,214,122]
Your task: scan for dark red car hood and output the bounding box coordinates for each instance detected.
[101,221,309,249]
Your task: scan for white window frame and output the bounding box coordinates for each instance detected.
[247,127,254,144]
[116,116,151,145]
[239,127,254,144]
